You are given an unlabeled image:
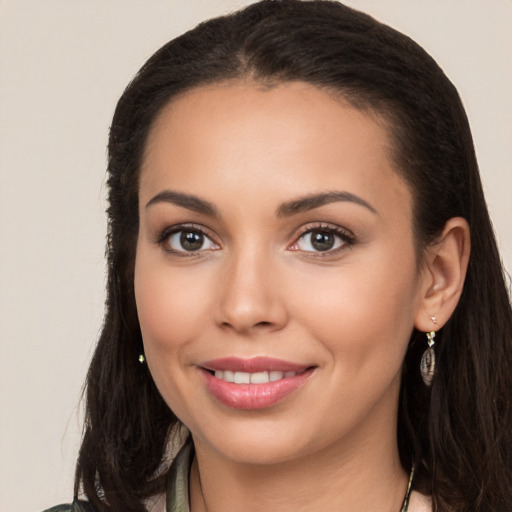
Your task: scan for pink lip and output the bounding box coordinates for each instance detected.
[199,357,315,410]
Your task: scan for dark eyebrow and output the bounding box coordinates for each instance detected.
[276,191,377,217]
[145,190,218,217]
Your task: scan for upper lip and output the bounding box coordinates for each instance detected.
[200,357,312,373]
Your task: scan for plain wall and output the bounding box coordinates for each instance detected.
[0,1,510,510]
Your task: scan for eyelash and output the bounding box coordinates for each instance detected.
[289,223,356,257]
[155,222,355,257]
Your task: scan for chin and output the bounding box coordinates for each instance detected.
[188,412,336,467]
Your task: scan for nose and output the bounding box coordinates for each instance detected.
[214,249,289,335]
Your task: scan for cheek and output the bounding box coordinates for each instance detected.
[134,247,211,359]
[133,247,212,420]
[292,247,420,372]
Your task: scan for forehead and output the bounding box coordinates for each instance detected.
[139,81,411,217]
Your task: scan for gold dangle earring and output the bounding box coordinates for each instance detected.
[420,316,437,386]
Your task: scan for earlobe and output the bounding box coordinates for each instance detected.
[415,217,471,332]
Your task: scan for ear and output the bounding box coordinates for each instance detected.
[414,217,471,332]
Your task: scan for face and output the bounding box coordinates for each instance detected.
[135,82,428,466]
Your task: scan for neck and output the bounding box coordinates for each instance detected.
[189,425,409,512]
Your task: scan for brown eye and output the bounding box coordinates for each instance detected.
[180,231,204,251]
[310,230,335,251]
[292,227,352,254]
[165,229,218,253]
[297,229,342,252]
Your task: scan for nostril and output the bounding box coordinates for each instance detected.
[220,320,274,330]
[255,321,272,327]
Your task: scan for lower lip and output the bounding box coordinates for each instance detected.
[201,368,315,409]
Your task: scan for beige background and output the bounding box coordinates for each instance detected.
[0,1,510,510]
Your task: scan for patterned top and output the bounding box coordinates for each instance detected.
[43,442,415,512]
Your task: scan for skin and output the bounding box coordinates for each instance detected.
[134,82,469,511]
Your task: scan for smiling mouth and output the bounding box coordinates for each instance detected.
[207,369,308,384]
[200,359,316,409]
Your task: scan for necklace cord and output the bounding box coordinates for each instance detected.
[400,464,415,512]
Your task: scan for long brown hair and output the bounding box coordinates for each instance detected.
[75,1,512,510]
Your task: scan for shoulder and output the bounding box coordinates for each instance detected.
[42,499,95,512]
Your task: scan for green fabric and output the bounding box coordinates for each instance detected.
[166,441,193,512]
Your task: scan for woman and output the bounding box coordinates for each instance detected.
[45,1,512,511]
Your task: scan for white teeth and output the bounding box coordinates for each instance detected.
[234,371,250,384]
[269,371,284,381]
[215,370,234,382]
[213,369,298,383]
[250,371,269,384]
